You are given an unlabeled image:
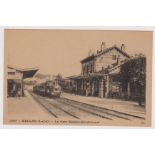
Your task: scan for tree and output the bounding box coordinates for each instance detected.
[120,55,146,86]
[120,55,146,105]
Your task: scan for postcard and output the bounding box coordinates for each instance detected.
[3,29,153,126]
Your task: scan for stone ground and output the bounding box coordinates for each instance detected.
[6,90,54,123]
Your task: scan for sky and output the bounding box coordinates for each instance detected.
[5,29,153,77]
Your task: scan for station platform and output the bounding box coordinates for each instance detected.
[61,92,146,118]
[6,90,54,123]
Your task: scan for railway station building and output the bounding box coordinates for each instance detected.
[7,66,39,97]
[67,42,131,98]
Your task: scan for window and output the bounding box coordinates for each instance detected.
[87,65,89,74]
[112,55,117,60]
[82,65,87,75]
[90,64,93,73]
[8,72,15,75]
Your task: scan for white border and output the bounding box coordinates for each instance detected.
[0,28,4,128]
[2,26,155,30]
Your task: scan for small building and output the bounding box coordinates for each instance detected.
[7,66,39,97]
[68,43,130,98]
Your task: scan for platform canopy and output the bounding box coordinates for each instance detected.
[8,66,39,79]
[22,69,39,79]
[67,73,107,80]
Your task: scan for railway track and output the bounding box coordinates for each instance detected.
[30,92,145,121]
[56,98,145,121]
[31,92,112,120]
[30,92,80,119]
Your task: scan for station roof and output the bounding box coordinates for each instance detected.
[80,45,130,63]
[8,66,39,79]
[67,73,107,80]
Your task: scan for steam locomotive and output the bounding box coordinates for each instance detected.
[33,80,61,98]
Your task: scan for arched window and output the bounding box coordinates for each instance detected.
[112,55,117,60]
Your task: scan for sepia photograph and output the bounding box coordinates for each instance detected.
[3,29,153,126]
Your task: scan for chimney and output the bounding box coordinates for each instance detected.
[101,42,106,51]
[121,44,125,51]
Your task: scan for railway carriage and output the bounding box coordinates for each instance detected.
[33,80,61,98]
